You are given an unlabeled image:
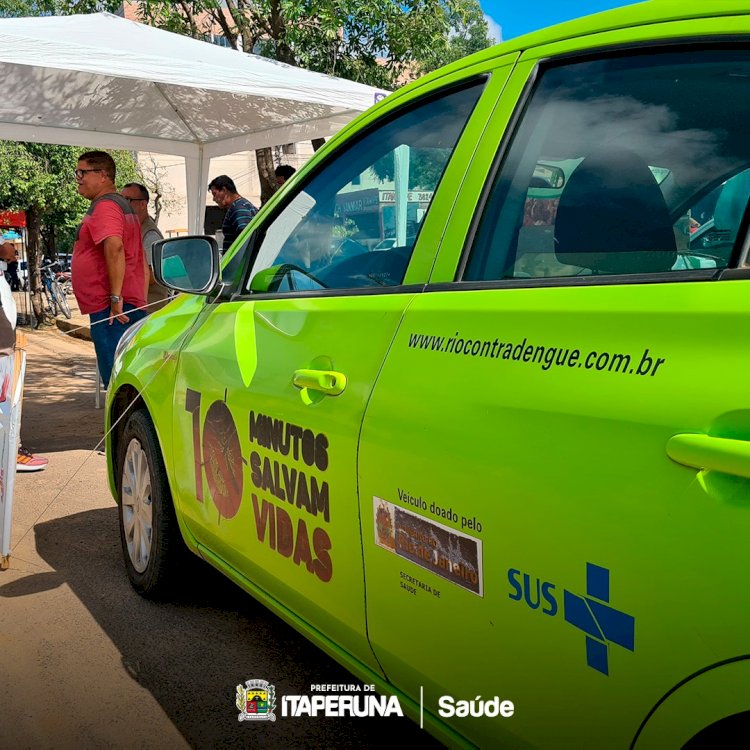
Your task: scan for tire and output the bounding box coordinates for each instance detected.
[52,282,71,318]
[117,409,185,598]
[683,712,750,748]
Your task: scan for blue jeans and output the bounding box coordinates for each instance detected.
[89,303,147,388]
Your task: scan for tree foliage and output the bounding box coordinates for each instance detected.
[418,0,497,74]
[0,142,140,253]
[0,2,140,321]
[0,0,493,269]
[0,141,140,321]
[135,0,492,198]
[137,153,180,225]
[136,0,492,86]
[0,0,122,17]
[372,147,452,191]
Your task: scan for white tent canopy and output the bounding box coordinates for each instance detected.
[0,12,385,232]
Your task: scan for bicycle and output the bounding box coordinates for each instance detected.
[40,260,72,319]
[55,267,73,297]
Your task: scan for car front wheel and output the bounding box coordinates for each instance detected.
[117,409,184,597]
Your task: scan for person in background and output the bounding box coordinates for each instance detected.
[72,151,147,388]
[120,182,170,310]
[3,241,21,291]
[208,175,258,254]
[0,241,18,340]
[275,164,296,187]
[0,239,48,472]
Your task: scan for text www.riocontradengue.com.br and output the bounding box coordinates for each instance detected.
[407,332,667,377]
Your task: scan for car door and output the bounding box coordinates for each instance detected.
[359,40,750,748]
[167,73,498,671]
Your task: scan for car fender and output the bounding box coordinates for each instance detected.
[105,293,207,501]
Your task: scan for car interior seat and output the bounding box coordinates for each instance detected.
[554,146,677,274]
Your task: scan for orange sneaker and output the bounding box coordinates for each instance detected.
[17,446,48,472]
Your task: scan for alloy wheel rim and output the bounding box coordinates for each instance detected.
[121,438,153,574]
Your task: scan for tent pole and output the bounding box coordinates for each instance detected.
[185,147,211,236]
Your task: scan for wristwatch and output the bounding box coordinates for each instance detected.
[110,294,122,303]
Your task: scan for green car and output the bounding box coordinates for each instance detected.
[107,2,750,746]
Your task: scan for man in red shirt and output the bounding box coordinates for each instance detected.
[71,151,147,388]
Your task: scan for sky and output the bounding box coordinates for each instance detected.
[481,0,640,42]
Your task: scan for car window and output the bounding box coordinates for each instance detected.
[246,81,485,293]
[465,49,750,282]
[680,167,750,269]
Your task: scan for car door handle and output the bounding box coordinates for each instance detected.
[293,368,347,396]
[666,433,750,479]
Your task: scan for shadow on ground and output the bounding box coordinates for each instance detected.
[28,507,443,750]
[22,349,103,453]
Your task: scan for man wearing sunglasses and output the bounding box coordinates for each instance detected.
[120,182,169,310]
[71,151,147,388]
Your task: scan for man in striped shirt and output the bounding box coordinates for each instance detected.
[208,175,258,254]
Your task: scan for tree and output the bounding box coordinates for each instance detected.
[137,153,180,224]
[135,0,492,201]
[0,0,122,17]
[0,142,140,324]
[418,0,497,74]
[372,147,452,191]
[0,0,135,325]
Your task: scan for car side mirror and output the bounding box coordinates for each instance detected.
[153,236,220,295]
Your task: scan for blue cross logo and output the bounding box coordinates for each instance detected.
[563,563,635,675]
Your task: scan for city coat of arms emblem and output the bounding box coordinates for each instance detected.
[236,679,276,722]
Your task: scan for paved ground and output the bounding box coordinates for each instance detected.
[0,327,180,749]
[0,319,441,750]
